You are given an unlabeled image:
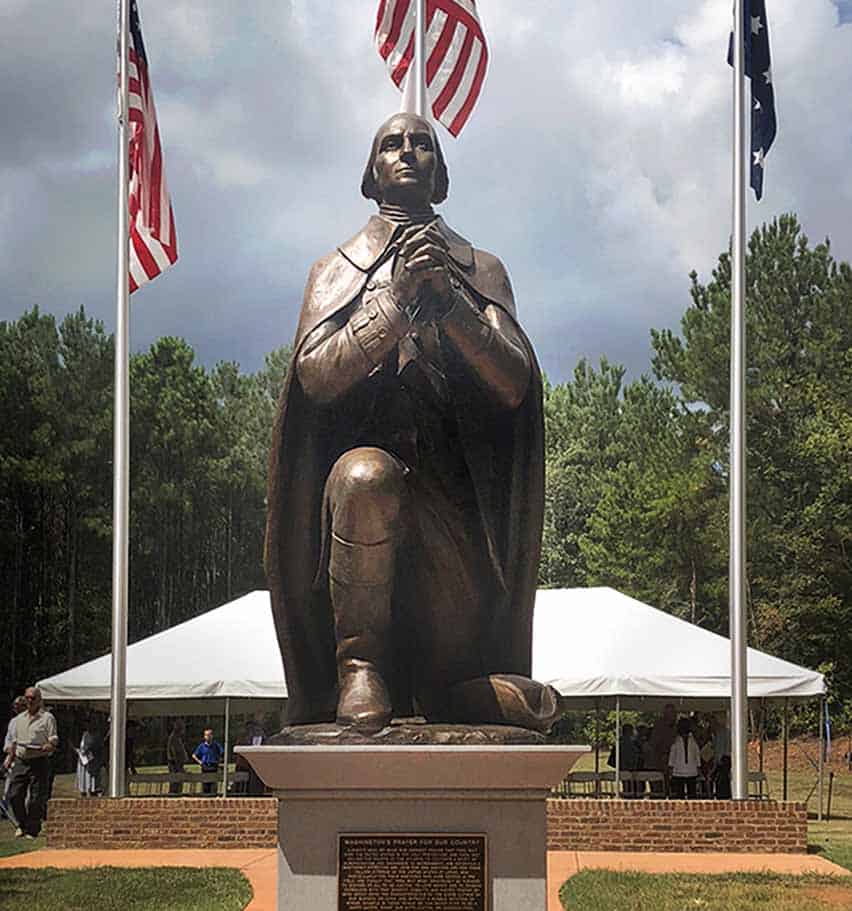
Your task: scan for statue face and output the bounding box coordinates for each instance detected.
[372,114,437,206]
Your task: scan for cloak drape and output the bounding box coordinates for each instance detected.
[265,216,544,724]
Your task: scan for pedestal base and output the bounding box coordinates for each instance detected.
[237,744,587,911]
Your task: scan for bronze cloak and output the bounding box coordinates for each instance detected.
[265,215,545,724]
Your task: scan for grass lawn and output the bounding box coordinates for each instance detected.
[810,820,852,872]
[0,867,251,911]
[0,826,46,859]
[559,871,852,910]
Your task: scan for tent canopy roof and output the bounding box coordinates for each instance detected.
[39,587,824,712]
[532,587,824,704]
[38,591,287,709]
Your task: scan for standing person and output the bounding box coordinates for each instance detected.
[7,687,58,838]
[617,724,642,797]
[243,717,266,796]
[636,725,655,770]
[166,720,188,795]
[668,717,701,799]
[104,717,142,778]
[711,711,733,799]
[125,719,140,775]
[635,724,655,796]
[75,717,102,798]
[649,703,677,795]
[192,728,223,795]
[1,696,27,824]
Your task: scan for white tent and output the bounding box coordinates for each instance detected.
[532,587,824,708]
[531,588,826,807]
[40,586,824,709]
[38,586,826,804]
[38,590,287,716]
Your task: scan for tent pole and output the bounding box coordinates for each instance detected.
[782,697,789,801]
[759,699,765,774]
[594,700,600,798]
[818,695,824,822]
[615,696,621,797]
[223,696,231,798]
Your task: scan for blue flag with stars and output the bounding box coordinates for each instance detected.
[728,0,777,199]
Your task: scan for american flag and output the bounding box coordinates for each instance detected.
[728,0,777,200]
[375,0,489,136]
[126,0,178,292]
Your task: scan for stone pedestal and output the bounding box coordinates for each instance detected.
[237,744,587,911]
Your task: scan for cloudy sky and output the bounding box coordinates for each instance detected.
[2,0,851,382]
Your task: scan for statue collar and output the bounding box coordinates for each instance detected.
[338,215,474,272]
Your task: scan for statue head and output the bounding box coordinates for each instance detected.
[361,113,449,207]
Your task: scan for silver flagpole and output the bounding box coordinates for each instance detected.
[222,696,231,798]
[109,0,131,799]
[614,696,621,796]
[414,0,427,117]
[730,0,749,801]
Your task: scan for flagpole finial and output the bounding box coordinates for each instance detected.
[400,66,423,117]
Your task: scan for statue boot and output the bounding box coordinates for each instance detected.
[330,534,396,733]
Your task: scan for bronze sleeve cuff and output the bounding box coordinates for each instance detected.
[439,282,493,353]
[296,287,409,405]
[351,286,409,368]
[439,281,531,410]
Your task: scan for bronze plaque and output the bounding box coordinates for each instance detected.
[338,833,487,911]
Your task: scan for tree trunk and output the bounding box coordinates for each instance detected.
[227,490,233,601]
[67,498,77,666]
[690,558,697,625]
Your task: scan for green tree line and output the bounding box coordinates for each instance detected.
[1,214,850,707]
[540,214,851,704]
[0,308,289,698]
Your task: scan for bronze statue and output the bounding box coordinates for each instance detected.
[266,113,558,735]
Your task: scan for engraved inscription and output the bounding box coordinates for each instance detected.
[338,834,486,911]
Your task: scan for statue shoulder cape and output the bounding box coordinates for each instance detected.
[293,216,518,349]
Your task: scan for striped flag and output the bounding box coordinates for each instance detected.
[126,0,177,292]
[375,0,489,136]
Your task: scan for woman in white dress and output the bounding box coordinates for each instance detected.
[667,716,701,799]
[75,719,102,797]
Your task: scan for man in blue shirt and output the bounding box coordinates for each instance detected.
[192,728,223,795]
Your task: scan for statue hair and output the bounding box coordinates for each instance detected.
[360,115,449,205]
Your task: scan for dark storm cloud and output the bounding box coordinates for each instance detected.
[2,1,851,382]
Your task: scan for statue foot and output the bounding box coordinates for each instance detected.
[336,659,392,733]
[447,675,561,734]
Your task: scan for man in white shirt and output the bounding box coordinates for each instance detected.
[7,687,58,838]
[1,696,27,824]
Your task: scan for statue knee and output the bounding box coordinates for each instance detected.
[327,447,407,540]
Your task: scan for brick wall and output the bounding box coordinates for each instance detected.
[46,798,278,849]
[546,799,807,853]
[46,797,807,854]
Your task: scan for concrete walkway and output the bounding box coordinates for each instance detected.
[1,847,848,911]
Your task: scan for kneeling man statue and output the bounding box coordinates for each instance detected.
[265,113,559,736]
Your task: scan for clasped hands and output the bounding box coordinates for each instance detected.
[391,223,455,327]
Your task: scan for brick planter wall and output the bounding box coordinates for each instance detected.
[46,797,807,854]
[546,799,807,853]
[46,798,277,849]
